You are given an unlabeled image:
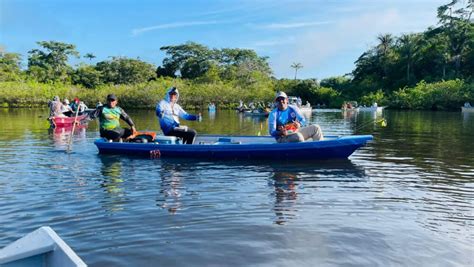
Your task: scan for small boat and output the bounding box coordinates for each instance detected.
[358,106,384,112]
[49,114,89,128]
[0,226,86,267]
[208,104,216,112]
[94,134,373,160]
[461,106,474,112]
[243,109,269,117]
[288,96,312,114]
[299,106,312,116]
[342,107,360,112]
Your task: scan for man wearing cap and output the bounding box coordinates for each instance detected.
[90,94,136,141]
[268,91,323,143]
[156,87,201,144]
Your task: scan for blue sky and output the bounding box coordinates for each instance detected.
[1,0,447,79]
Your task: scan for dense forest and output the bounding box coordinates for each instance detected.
[0,0,472,109]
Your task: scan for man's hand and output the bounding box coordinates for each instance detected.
[277,125,288,136]
[131,126,137,135]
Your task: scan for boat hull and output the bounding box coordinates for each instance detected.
[94,135,373,160]
[461,107,474,112]
[358,107,384,112]
[49,114,89,128]
[0,226,86,267]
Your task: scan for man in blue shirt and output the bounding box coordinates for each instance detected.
[156,87,201,144]
[268,91,323,143]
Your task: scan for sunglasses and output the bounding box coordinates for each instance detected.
[276,97,286,102]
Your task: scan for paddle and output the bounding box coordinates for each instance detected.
[67,104,81,153]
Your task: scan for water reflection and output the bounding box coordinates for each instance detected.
[1,109,473,267]
[48,126,87,150]
[265,160,366,225]
[271,170,298,225]
[462,111,473,129]
[208,110,216,120]
[99,155,125,212]
[156,162,183,214]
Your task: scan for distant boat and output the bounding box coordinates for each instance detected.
[341,107,360,112]
[358,106,384,112]
[208,104,216,112]
[49,114,89,128]
[288,96,312,114]
[94,134,373,160]
[0,226,86,267]
[243,109,269,117]
[461,106,474,113]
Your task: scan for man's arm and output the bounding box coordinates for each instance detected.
[119,108,135,128]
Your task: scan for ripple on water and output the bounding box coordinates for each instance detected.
[0,110,473,266]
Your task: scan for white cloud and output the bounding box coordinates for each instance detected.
[270,7,438,78]
[132,20,221,36]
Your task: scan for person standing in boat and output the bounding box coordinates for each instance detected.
[156,87,201,144]
[268,91,324,143]
[90,94,136,141]
[48,96,66,117]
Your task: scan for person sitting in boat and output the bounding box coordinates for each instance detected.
[48,96,66,117]
[464,102,472,108]
[90,94,136,141]
[61,98,74,116]
[70,97,88,113]
[156,87,201,144]
[297,97,302,107]
[268,91,324,143]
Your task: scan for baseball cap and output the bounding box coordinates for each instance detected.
[107,94,117,101]
[275,91,288,100]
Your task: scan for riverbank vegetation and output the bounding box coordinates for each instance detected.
[0,0,472,110]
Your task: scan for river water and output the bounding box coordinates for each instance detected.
[0,108,473,266]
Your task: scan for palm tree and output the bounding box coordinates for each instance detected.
[377,34,394,55]
[398,34,419,83]
[84,53,96,62]
[376,34,394,77]
[291,62,303,80]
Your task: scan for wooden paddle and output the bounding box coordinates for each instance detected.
[67,104,81,153]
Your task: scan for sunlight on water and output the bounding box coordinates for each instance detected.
[0,109,473,266]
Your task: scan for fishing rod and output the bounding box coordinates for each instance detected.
[354,118,387,132]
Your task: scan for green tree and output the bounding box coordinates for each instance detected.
[95,57,156,84]
[158,42,272,81]
[376,33,395,79]
[290,62,303,80]
[437,0,473,77]
[397,33,421,84]
[27,41,79,82]
[159,42,213,79]
[72,64,103,88]
[0,52,22,81]
[84,53,96,62]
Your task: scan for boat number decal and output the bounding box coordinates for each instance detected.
[150,150,161,159]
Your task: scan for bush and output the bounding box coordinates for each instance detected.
[391,79,473,110]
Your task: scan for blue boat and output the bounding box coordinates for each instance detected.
[94,135,373,160]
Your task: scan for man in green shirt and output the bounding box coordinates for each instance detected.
[91,94,136,141]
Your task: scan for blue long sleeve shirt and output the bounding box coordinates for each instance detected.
[268,105,306,138]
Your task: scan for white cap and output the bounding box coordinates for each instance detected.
[275,91,288,100]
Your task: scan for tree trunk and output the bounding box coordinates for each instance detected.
[406,63,410,83]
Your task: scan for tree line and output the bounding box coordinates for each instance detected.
[0,0,472,109]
